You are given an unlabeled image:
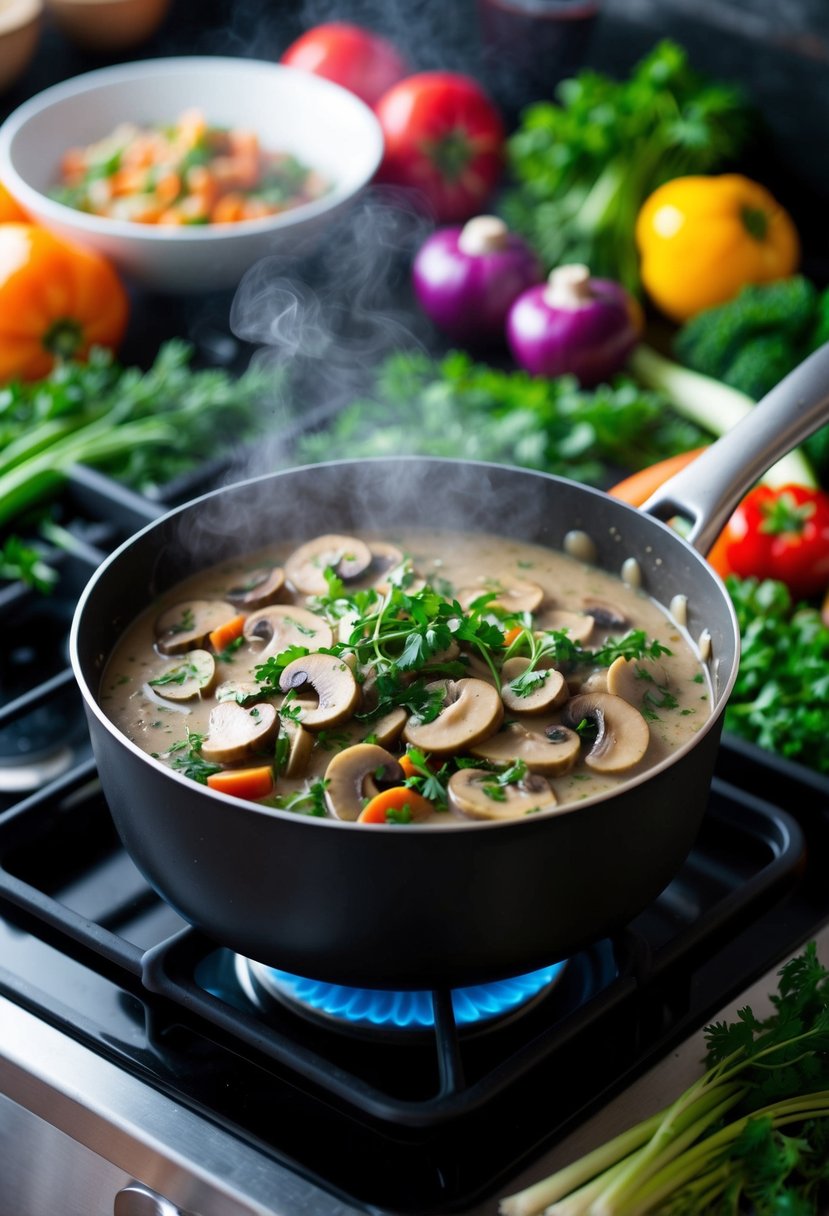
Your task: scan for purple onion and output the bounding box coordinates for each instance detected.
[412,216,543,346]
[506,264,643,386]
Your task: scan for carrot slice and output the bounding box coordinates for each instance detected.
[358,786,434,824]
[207,765,274,801]
[208,613,246,652]
[503,625,524,647]
[608,448,708,507]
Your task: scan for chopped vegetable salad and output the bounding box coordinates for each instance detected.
[53,108,330,226]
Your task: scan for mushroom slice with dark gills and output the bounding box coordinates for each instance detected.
[500,657,568,714]
[324,743,405,821]
[582,598,629,631]
[201,701,278,764]
[148,649,217,702]
[562,692,649,774]
[456,576,545,615]
[285,534,373,596]
[155,600,237,656]
[243,606,333,657]
[471,721,581,776]
[448,768,557,821]
[278,653,360,729]
[226,566,286,609]
[402,678,503,755]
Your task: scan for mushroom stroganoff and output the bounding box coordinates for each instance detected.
[100,529,712,825]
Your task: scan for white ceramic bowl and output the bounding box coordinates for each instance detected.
[0,56,384,293]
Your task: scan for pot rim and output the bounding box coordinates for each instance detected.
[69,455,740,833]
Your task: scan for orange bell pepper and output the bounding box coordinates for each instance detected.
[635,174,800,323]
[0,223,129,382]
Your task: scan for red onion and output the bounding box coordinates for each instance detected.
[412,216,543,346]
[506,264,643,386]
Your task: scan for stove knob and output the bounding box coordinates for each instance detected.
[114,1181,186,1216]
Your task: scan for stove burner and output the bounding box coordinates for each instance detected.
[237,957,568,1037]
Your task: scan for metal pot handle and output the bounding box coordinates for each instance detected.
[640,340,829,554]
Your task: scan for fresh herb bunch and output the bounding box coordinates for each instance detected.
[724,577,829,774]
[501,942,829,1215]
[0,341,278,587]
[293,350,709,486]
[500,40,751,292]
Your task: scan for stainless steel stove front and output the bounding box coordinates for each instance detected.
[0,994,363,1216]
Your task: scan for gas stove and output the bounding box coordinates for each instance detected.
[1,470,829,1216]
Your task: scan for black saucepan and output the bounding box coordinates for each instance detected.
[70,345,829,988]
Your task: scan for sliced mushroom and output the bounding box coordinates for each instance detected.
[368,541,405,586]
[214,678,262,705]
[155,599,237,655]
[403,678,503,755]
[226,566,286,609]
[280,719,314,778]
[201,701,278,764]
[448,768,557,821]
[471,721,581,775]
[457,576,545,615]
[324,743,404,821]
[148,649,216,702]
[285,534,373,595]
[243,606,333,656]
[561,692,649,774]
[500,657,568,714]
[606,656,671,708]
[534,608,594,644]
[583,598,628,631]
[365,707,408,749]
[278,653,360,729]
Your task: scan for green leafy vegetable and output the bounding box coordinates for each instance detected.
[671,277,829,477]
[724,577,829,773]
[500,40,751,291]
[0,340,277,532]
[500,942,829,1216]
[268,779,330,817]
[161,731,222,784]
[293,350,708,487]
[0,536,58,593]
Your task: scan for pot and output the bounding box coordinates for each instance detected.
[70,344,829,989]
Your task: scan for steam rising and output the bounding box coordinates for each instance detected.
[228,190,433,474]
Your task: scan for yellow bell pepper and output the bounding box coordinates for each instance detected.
[635,173,800,322]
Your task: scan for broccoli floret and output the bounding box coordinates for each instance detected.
[723,332,801,400]
[674,276,819,397]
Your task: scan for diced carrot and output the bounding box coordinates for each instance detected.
[211,192,247,224]
[503,625,524,647]
[110,166,149,197]
[60,148,88,182]
[186,165,219,212]
[207,765,274,801]
[155,171,181,207]
[398,754,420,779]
[209,614,246,652]
[608,448,708,507]
[358,786,434,824]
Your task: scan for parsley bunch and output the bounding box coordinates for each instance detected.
[501,40,751,291]
[292,350,708,488]
[501,943,829,1215]
[503,626,672,699]
[725,577,829,774]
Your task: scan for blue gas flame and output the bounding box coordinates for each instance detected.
[263,961,568,1030]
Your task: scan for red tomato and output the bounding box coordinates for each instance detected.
[708,484,829,600]
[279,22,408,109]
[374,72,506,223]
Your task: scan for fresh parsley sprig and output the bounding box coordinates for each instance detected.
[501,942,829,1216]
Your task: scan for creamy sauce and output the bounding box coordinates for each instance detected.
[100,529,712,824]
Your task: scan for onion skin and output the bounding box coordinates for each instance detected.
[506,269,643,386]
[412,223,543,346]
